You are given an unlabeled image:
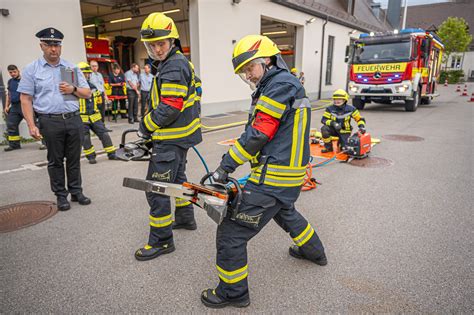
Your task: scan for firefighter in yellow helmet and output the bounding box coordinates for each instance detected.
[77,62,117,163]
[290,67,298,76]
[201,35,326,308]
[134,12,202,261]
[320,89,366,153]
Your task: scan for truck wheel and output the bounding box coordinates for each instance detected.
[405,91,419,112]
[353,98,365,110]
[420,97,431,105]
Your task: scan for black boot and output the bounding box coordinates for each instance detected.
[172,220,197,230]
[135,243,175,261]
[88,157,97,164]
[108,153,118,160]
[71,193,92,205]
[321,142,333,153]
[4,146,20,152]
[201,289,250,309]
[57,196,71,211]
[289,245,327,266]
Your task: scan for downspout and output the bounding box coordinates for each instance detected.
[318,15,329,100]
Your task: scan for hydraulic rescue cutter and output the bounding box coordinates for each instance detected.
[115,129,152,161]
[123,174,242,225]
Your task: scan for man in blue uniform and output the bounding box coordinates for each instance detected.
[125,63,140,124]
[4,65,23,151]
[139,64,153,118]
[201,35,326,308]
[134,12,202,261]
[320,89,366,153]
[18,27,92,211]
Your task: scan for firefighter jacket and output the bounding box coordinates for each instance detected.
[79,81,103,123]
[140,47,202,149]
[321,103,365,133]
[220,66,311,206]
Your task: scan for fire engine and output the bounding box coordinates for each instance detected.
[84,38,126,100]
[347,28,444,112]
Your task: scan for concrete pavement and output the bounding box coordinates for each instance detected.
[0,84,473,312]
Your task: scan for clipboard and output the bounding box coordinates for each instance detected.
[60,66,79,101]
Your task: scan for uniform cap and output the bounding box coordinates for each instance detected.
[36,27,64,44]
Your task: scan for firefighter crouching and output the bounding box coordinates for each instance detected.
[201,35,327,308]
[77,62,117,164]
[321,89,366,153]
[135,12,202,261]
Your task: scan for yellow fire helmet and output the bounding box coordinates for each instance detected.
[140,12,179,42]
[291,67,298,74]
[332,89,349,102]
[77,61,92,73]
[232,35,281,74]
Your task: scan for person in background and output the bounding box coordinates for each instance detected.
[298,71,305,85]
[125,63,140,124]
[89,60,108,122]
[139,64,153,118]
[4,65,23,151]
[109,66,127,120]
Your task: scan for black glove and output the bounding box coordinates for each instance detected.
[212,166,229,184]
[331,121,342,131]
[137,123,151,140]
[359,126,366,134]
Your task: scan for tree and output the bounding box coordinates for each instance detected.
[437,17,472,70]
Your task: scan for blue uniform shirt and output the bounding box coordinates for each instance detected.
[124,69,139,89]
[17,57,89,114]
[90,71,105,93]
[7,77,21,103]
[139,72,153,92]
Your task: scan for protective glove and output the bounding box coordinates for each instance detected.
[331,121,342,131]
[212,166,229,184]
[359,126,366,134]
[137,123,151,140]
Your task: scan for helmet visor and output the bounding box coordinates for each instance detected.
[236,58,266,91]
[144,39,173,61]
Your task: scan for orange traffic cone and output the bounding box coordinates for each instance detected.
[462,87,468,96]
[456,85,461,92]
[469,93,474,102]
[444,79,448,86]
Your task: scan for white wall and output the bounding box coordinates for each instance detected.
[195,0,354,115]
[0,0,86,139]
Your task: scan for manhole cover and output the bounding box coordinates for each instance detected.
[0,201,58,233]
[349,157,394,168]
[383,134,424,142]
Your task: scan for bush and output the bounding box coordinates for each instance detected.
[440,70,465,84]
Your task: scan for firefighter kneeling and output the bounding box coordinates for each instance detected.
[321,89,366,153]
[201,35,327,309]
[77,62,117,164]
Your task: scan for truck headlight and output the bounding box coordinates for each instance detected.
[349,85,358,93]
[396,84,409,93]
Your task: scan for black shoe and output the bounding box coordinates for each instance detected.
[88,158,97,164]
[108,153,118,160]
[172,221,197,230]
[39,144,47,150]
[321,145,333,153]
[201,289,250,309]
[135,243,175,261]
[105,128,113,132]
[128,121,134,124]
[71,193,92,205]
[289,245,327,266]
[4,146,20,152]
[57,196,71,211]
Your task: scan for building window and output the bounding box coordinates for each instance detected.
[326,35,335,85]
[450,55,462,69]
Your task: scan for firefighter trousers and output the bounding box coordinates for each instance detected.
[214,189,325,300]
[82,120,116,159]
[321,125,350,148]
[145,143,195,247]
[6,103,23,149]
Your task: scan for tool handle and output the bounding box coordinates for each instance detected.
[226,177,242,221]
[121,129,138,146]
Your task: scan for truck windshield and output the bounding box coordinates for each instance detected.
[353,41,411,63]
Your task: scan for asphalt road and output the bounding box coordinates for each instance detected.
[1,84,473,313]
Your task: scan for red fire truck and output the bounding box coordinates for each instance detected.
[347,28,444,112]
[84,38,126,100]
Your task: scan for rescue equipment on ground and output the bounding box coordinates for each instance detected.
[344,132,372,159]
[123,174,242,225]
